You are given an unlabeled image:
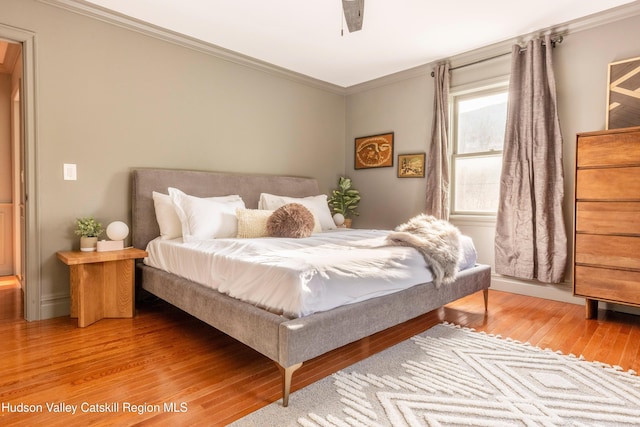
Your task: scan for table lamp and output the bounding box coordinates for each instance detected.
[96,221,129,252]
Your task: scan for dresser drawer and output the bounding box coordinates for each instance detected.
[576,167,640,200]
[578,132,640,167]
[575,234,640,269]
[575,266,640,305]
[576,202,640,234]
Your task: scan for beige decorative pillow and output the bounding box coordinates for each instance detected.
[236,208,273,238]
[267,203,315,238]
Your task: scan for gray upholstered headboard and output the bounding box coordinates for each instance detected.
[131,168,321,250]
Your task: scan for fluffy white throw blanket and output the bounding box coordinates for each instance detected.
[385,214,461,288]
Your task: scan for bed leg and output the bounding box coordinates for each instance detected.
[483,289,489,311]
[276,362,303,407]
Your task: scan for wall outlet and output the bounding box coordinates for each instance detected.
[63,163,77,180]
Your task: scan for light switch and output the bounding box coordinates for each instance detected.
[64,163,77,181]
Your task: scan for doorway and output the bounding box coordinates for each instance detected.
[0,22,37,322]
[0,39,24,318]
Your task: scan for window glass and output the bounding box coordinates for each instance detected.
[451,86,507,215]
[453,155,502,213]
[457,92,507,154]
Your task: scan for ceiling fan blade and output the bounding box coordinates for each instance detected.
[342,0,364,33]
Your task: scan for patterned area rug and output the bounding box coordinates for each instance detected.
[231,323,640,426]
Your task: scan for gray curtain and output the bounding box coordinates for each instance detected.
[425,63,450,220]
[494,35,567,283]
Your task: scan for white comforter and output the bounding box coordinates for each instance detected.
[144,229,477,318]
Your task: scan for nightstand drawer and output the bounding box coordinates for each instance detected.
[575,266,640,305]
[575,234,640,270]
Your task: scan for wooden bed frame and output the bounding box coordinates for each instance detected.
[131,167,491,406]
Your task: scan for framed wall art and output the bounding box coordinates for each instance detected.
[397,153,426,178]
[606,56,640,130]
[354,132,394,169]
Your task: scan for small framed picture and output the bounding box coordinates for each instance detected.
[606,56,640,130]
[397,153,426,178]
[354,132,394,169]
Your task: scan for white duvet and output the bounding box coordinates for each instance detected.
[144,229,477,318]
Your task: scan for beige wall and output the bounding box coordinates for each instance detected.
[345,10,640,306]
[346,76,433,229]
[1,0,346,318]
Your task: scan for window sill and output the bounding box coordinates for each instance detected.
[449,214,497,227]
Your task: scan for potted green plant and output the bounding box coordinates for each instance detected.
[327,176,360,228]
[75,216,104,252]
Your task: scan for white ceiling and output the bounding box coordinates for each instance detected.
[85,0,636,87]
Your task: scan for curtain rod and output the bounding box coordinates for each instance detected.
[430,35,564,77]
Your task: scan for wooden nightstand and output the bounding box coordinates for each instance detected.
[57,248,148,327]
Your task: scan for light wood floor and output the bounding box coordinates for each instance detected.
[0,276,22,321]
[1,285,639,426]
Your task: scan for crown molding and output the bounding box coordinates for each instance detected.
[37,0,347,95]
[347,0,640,94]
[37,0,640,96]
[345,63,431,96]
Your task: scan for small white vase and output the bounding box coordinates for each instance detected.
[80,236,98,252]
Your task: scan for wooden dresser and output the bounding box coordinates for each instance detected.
[574,126,640,318]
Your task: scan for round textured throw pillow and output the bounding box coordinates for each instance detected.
[267,203,315,238]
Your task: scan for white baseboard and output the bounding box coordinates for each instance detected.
[491,274,640,316]
[40,293,70,320]
[490,274,583,305]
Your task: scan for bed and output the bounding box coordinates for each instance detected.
[131,168,491,406]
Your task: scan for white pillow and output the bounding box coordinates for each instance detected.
[152,191,183,240]
[258,193,335,231]
[236,208,273,238]
[153,191,244,240]
[168,188,245,241]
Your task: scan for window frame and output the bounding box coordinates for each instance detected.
[449,79,509,217]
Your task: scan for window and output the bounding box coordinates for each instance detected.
[451,85,508,215]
